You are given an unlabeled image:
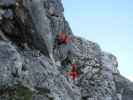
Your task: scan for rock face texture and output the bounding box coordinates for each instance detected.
[0,0,133,100]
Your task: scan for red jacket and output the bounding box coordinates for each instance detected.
[58,32,70,44]
[69,64,78,80]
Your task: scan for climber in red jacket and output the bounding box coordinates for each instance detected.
[66,64,78,80]
[58,32,71,45]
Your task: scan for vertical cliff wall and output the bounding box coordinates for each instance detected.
[0,0,133,100]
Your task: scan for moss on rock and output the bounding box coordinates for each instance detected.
[0,86,33,100]
[11,87,32,100]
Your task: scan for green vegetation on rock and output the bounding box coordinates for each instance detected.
[11,87,33,100]
[0,86,33,100]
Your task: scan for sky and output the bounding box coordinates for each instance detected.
[62,0,133,81]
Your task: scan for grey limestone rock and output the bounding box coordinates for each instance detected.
[0,41,22,89]
[101,52,119,74]
[0,0,133,100]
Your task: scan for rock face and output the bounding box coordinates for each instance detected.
[0,0,133,100]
